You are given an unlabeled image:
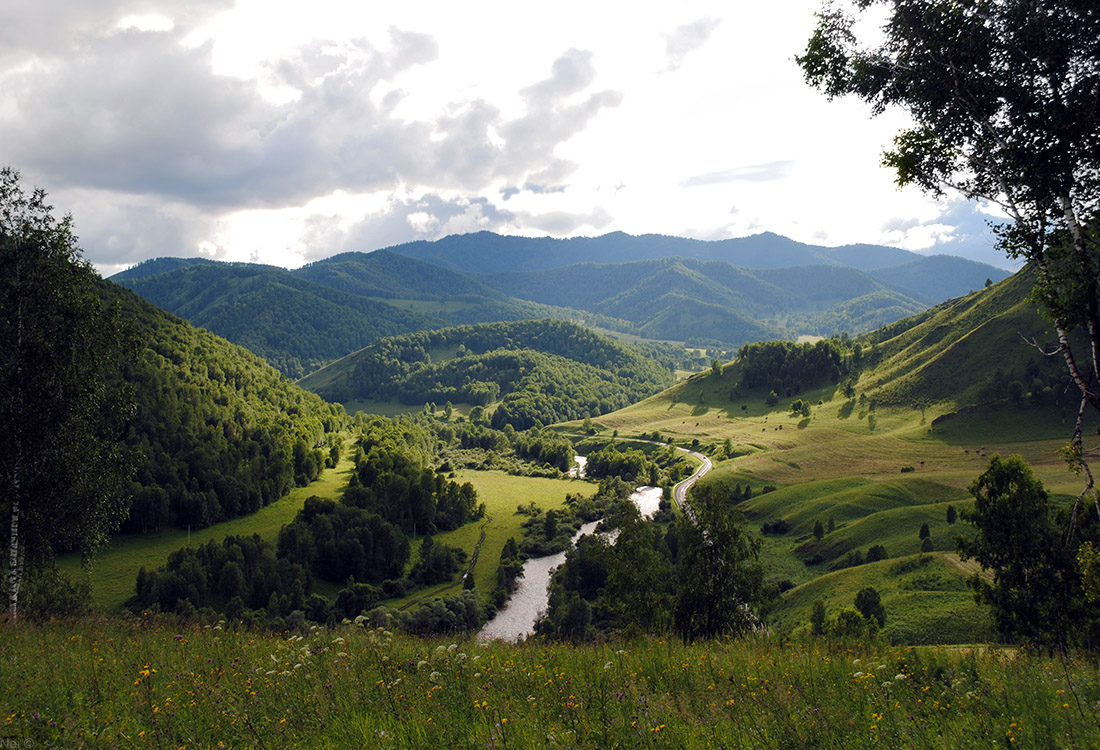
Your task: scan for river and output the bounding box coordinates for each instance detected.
[477,483,664,642]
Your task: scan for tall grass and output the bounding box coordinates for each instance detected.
[3,618,1097,748]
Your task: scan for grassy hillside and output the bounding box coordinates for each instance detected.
[7,620,1098,747]
[561,270,1092,644]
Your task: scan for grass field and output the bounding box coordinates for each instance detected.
[56,448,358,612]
[403,471,598,606]
[4,618,1097,748]
[560,360,1094,645]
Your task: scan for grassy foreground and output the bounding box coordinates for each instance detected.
[3,618,1098,748]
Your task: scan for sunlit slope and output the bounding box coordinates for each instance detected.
[858,268,1054,406]
[567,269,1083,643]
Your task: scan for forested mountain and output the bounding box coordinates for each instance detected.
[298,320,674,429]
[113,253,630,378]
[478,257,955,343]
[112,232,1010,378]
[103,281,345,533]
[387,230,1002,274]
[112,261,436,377]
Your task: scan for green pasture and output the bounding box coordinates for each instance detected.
[770,552,994,645]
[57,449,357,612]
[437,470,597,600]
[6,618,1097,747]
[573,361,1094,646]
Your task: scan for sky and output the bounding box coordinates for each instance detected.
[0,0,1016,276]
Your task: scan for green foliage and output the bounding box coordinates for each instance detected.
[957,455,1100,651]
[342,416,482,535]
[301,320,673,429]
[738,339,850,394]
[674,482,767,642]
[854,586,886,628]
[112,285,345,532]
[0,167,137,616]
[810,599,826,636]
[133,534,311,616]
[277,497,410,584]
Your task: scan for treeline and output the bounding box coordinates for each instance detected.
[538,481,777,641]
[131,414,487,632]
[344,416,483,535]
[108,284,346,533]
[582,442,694,487]
[306,320,673,429]
[737,339,851,394]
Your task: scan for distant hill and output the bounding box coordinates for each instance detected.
[113,262,439,378]
[297,320,674,429]
[102,281,345,533]
[114,253,631,378]
[387,230,999,274]
[112,231,1011,377]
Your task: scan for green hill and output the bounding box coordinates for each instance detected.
[856,268,1064,407]
[104,281,345,533]
[114,252,635,377]
[477,254,1006,344]
[298,320,675,428]
[113,261,438,378]
[573,268,1091,644]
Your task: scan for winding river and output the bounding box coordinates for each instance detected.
[477,482,664,642]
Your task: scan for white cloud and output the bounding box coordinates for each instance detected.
[1,0,1011,271]
[663,18,721,71]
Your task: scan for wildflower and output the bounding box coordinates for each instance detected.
[417,660,429,670]
[894,674,907,681]
[435,645,447,653]
[603,662,613,671]
[429,671,443,683]
[448,643,458,652]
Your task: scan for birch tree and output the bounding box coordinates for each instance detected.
[798,0,1100,524]
[0,167,134,619]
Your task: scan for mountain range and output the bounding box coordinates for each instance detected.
[112,231,1011,378]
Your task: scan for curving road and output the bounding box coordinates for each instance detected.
[671,447,712,521]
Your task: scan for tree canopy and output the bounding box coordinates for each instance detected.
[0,168,135,617]
[798,0,1100,519]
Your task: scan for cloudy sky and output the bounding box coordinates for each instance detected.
[1,0,1014,275]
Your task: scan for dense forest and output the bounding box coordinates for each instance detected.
[112,261,437,378]
[106,283,346,533]
[132,413,491,630]
[301,320,675,428]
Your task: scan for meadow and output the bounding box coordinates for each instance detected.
[2,617,1096,748]
[392,470,597,608]
[570,366,1086,645]
[55,450,359,612]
